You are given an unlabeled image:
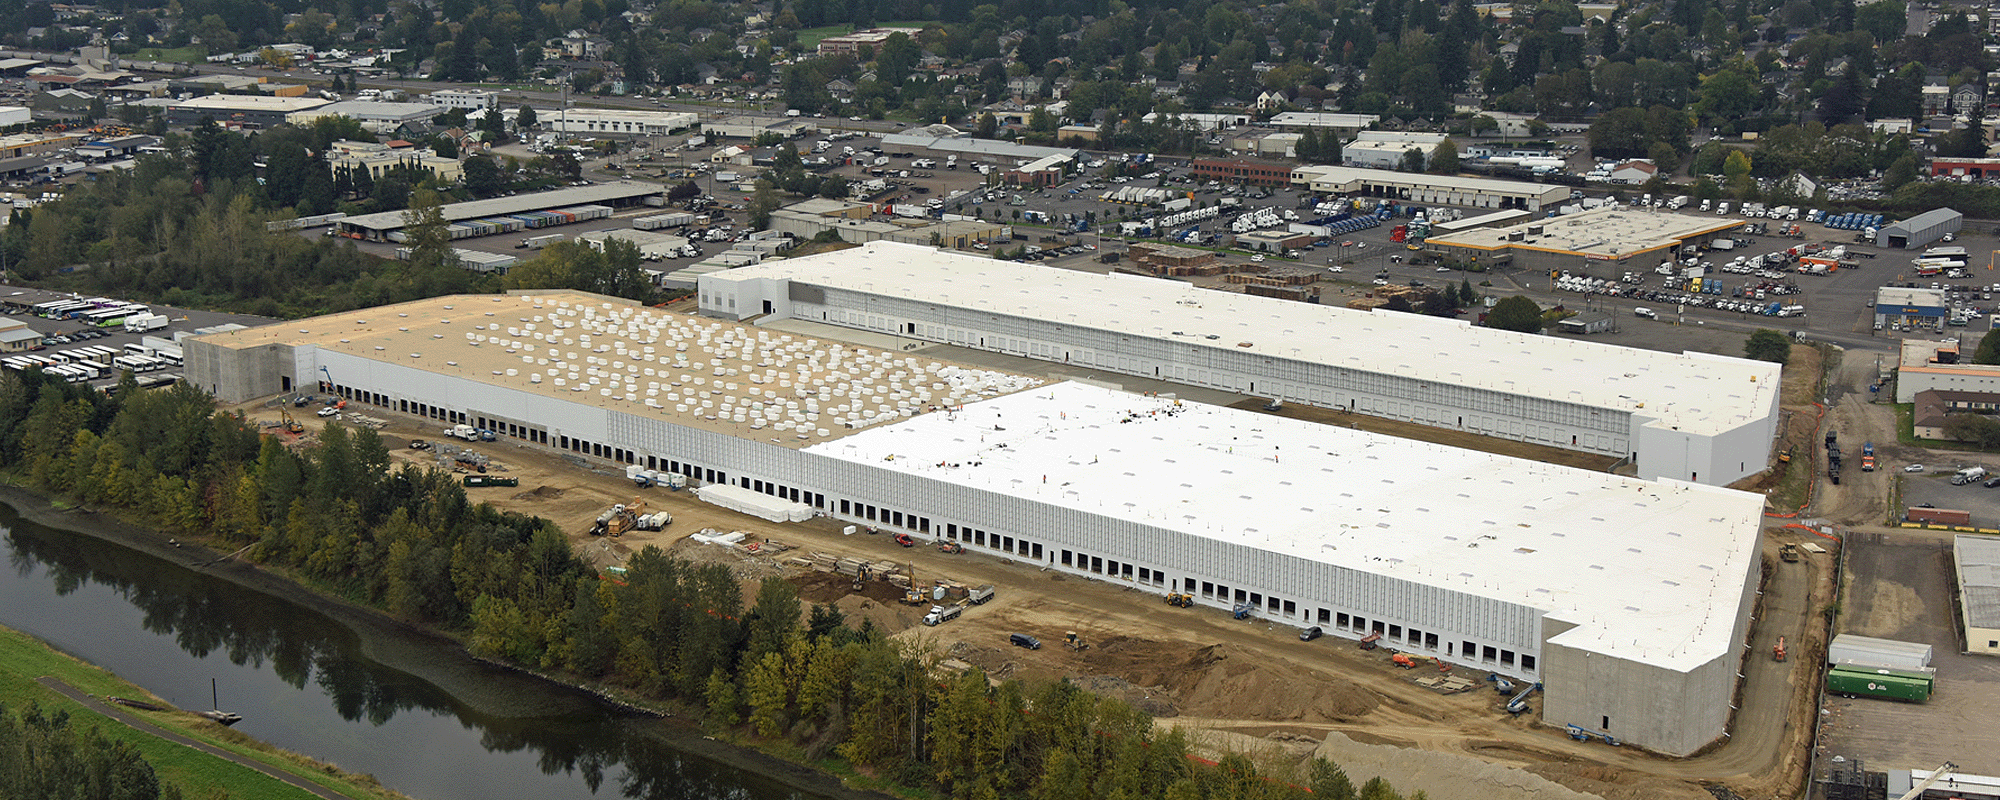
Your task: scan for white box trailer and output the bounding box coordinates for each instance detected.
[520,233,566,250]
[1828,634,1934,672]
[124,312,169,333]
[634,212,695,230]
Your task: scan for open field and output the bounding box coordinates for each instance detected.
[128,46,207,62]
[0,624,404,800]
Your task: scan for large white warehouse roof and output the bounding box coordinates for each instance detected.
[812,380,1764,672]
[713,242,1782,437]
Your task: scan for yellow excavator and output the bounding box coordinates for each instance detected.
[277,409,304,435]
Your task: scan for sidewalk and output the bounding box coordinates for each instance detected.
[35,676,348,800]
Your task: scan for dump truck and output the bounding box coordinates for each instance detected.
[922,604,964,626]
[967,585,994,604]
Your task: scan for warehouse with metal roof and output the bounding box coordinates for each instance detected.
[698,242,1783,486]
[181,290,1765,756]
[334,181,665,241]
[1958,535,2000,656]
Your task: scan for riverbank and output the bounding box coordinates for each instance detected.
[0,483,892,800]
[0,622,400,799]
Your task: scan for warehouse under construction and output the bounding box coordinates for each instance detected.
[183,290,1764,756]
[698,242,1782,487]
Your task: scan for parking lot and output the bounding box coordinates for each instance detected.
[0,285,274,392]
[1898,464,2000,524]
[1818,529,2000,776]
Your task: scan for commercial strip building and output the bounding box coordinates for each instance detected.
[766,204,1004,252]
[1423,206,1744,272]
[1291,165,1570,211]
[334,181,665,241]
[1957,535,2000,656]
[1192,158,1296,186]
[698,242,1783,486]
[1896,338,2000,403]
[183,290,1764,756]
[1875,287,1949,331]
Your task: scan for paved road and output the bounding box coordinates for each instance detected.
[35,676,344,800]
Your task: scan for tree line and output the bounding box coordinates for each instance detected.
[0,701,181,800]
[0,369,1438,799]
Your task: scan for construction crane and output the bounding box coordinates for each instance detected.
[1895,762,1957,800]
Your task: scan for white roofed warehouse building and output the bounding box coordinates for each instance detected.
[1291,165,1567,211]
[698,242,1781,486]
[182,290,1765,756]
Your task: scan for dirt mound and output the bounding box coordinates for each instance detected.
[511,485,564,500]
[792,571,909,606]
[1139,644,1380,722]
[1072,675,1180,717]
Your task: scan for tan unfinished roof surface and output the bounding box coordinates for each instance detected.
[1426,206,1744,258]
[196,292,1042,448]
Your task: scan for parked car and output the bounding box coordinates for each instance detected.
[1299,626,1323,642]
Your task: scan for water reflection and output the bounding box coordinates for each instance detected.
[0,506,830,800]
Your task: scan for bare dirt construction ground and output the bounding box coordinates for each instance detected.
[233,375,1825,800]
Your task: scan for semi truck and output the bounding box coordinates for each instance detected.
[123,313,169,333]
[1826,665,1933,702]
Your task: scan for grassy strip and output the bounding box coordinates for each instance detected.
[793,25,855,49]
[0,624,406,800]
[129,46,208,63]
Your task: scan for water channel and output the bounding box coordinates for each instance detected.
[0,498,861,800]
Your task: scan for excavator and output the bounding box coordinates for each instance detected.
[277,409,304,435]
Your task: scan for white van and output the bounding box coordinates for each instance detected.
[1634,307,1658,319]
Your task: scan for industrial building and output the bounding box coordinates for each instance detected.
[545,108,699,137]
[426,89,500,110]
[287,100,446,132]
[1875,286,1949,331]
[1897,338,2000,403]
[1877,208,1963,249]
[183,290,1764,756]
[1341,131,1449,170]
[1423,206,1744,271]
[878,126,1081,164]
[1266,112,1379,136]
[334,181,665,241]
[698,242,1783,486]
[1956,535,2000,656]
[1291,165,1570,211]
[160,94,331,127]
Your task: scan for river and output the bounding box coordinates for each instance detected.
[0,498,864,800]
